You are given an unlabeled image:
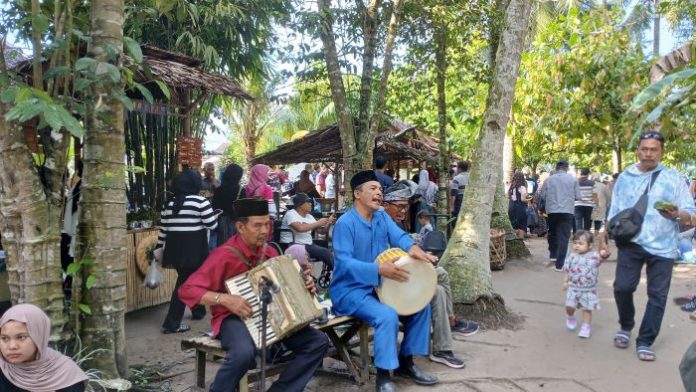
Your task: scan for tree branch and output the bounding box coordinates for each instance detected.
[31,0,44,89]
[356,0,382,152]
[369,0,404,136]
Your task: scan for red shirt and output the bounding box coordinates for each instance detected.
[178,234,279,336]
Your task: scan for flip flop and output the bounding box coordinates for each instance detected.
[637,346,656,362]
[613,330,630,349]
[681,298,696,312]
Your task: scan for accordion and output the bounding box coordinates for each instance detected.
[225,255,324,348]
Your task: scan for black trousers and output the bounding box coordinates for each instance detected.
[547,213,573,269]
[162,267,206,331]
[614,242,673,347]
[306,243,334,270]
[574,206,593,233]
[210,315,329,392]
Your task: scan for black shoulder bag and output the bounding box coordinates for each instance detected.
[607,170,660,245]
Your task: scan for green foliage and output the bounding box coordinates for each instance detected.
[124,0,293,78]
[511,9,650,172]
[386,0,492,159]
[4,87,85,137]
[66,259,96,315]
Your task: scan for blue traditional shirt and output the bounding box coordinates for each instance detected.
[608,163,696,259]
[329,208,414,315]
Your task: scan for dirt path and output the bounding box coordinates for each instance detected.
[126,236,695,391]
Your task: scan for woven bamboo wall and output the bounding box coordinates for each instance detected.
[126,228,178,312]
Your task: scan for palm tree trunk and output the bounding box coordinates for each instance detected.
[78,0,128,377]
[435,22,450,229]
[653,0,660,56]
[1,29,68,347]
[0,109,68,341]
[440,0,532,311]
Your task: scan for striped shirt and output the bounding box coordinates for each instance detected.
[157,195,218,247]
[575,178,596,207]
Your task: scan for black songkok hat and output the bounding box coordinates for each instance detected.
[233,198,269,218]
[350,170,379,190]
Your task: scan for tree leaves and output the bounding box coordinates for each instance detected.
[123,36,143,62]
[4,87,85,137]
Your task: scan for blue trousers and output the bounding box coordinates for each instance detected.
[210,315,329,392]
[352,294,431,370]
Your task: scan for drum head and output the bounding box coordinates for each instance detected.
[377,256,437,316]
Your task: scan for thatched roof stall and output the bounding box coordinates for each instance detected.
[123,46,253,215]
[251,118,457,166]
[12,46,252,216]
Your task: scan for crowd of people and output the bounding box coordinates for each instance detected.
[2,131,696,391]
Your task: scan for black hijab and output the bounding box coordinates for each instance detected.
[171,169,202,215]
[213,164,243,216]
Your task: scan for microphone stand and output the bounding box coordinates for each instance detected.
[258,243,270,392]
[258,278,273,392]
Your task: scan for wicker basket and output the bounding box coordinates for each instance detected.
[489,228,507,270]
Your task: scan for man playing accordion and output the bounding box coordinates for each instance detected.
[178,198,328,392]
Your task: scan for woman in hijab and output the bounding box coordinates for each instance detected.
[293,170,321,199]
[245,164,278,219]
[157,168,218,333]
[212,164,244,246]
[508,171,530,239]
[0,304,88,392]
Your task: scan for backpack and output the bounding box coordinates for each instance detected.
[607,171,660,245]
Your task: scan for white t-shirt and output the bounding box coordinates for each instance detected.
[325,173,336,198]
[280,209,315,245]
[451,172,469,191]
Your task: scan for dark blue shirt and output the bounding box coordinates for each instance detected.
[375,171,394,190]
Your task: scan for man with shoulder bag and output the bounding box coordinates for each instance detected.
[601,131,696,362]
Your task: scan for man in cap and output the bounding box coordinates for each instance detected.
[382,181,467,369]
[179,198,329,392]
[330,171,439,392]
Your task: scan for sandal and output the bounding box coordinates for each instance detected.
[613,330,631,349]
[162,324,191,334]
[681,298,696,312]
[636,346,656,362]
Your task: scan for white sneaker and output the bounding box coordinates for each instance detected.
[566,316,577,330]
[578,323,591,338]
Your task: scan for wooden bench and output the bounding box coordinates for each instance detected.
[181,316,370,391]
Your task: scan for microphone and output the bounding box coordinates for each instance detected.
[259,276,280,294]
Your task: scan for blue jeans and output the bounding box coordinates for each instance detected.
[613,242,673,347]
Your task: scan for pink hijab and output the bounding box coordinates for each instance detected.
[284,244,309,267]
[0,304,88,391]
[245,164,271,198]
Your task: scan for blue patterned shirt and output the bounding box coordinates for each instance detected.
[608,163,696,259]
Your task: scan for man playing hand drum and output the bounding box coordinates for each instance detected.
[329,170,439,392]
